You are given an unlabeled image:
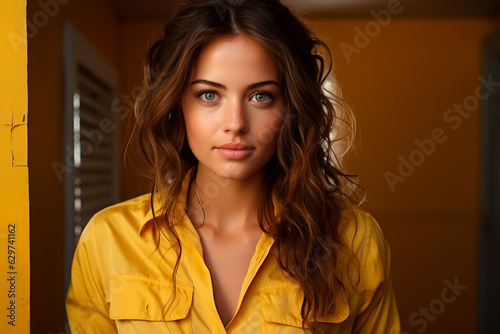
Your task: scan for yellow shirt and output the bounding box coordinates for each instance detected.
[66,172,400,333]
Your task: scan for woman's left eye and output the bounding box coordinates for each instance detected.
[251,93,271,103]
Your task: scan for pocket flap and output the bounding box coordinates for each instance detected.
[109,275,194,321]
[259,283,349,327]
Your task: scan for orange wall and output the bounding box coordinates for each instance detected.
[28,0,118,332]
[117,21,164,200]
[118,18,497,334]
[314,18,496,334]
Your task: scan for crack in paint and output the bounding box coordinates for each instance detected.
[8,109,27,168]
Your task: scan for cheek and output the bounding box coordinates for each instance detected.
[182,110,199,148]
[184,116,203,145]
[183,110,216,154]
[183,102,201,138]
[255,113,283,146]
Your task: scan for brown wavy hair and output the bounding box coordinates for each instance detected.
[127,0,362,332]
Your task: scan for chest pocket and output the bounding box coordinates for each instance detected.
[258,283,350,334]
[109,275,194,333]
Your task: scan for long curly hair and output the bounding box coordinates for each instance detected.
[127,0,362,332]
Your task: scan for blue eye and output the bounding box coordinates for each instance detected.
[201,91,217,101]
[196,90,218,102]
[251,93,271,103]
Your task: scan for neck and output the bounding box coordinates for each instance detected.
[186,165,265,235]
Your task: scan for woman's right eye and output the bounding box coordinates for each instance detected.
[199,91,218,101]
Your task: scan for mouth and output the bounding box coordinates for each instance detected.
[215,143,254,159]
[216,143,253,150]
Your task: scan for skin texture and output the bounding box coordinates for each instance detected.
[181,34,284,326]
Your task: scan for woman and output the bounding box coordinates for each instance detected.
[66,0,400,333]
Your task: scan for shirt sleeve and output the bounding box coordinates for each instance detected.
[66,218,117,333]
[352,214,400,333]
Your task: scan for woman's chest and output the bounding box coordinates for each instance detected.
[105,242,354,334]
[196,226,263,325]
[103,226,354,333]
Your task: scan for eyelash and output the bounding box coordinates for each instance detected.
[195,90,274,105]
[250,92,273,103]
[196,89,219,102]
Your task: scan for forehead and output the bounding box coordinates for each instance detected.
[190,34,278,82]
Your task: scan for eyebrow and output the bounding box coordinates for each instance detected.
[190,79,280,90]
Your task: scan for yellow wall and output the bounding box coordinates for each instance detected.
[28,0,118,332]
[118,18,497,334]
[0,1,29,333]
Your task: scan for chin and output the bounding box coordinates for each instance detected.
[208,163,264,182]
[216,168,255,181]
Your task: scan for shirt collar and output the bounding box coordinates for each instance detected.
[138,168,279,250]
[139,168,195,236]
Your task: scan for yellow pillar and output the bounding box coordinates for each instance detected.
[0,1,30,333]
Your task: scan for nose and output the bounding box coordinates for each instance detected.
[224,99,248,135]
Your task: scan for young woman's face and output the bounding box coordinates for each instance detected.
[182,34,284,181]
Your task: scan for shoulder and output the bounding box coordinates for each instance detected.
[79,193,153,242]
[335,206,400,330]
[92,193,153,221]
[337,204,391,277]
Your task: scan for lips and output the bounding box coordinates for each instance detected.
[216,143,253,150]
[215,143,254,159]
